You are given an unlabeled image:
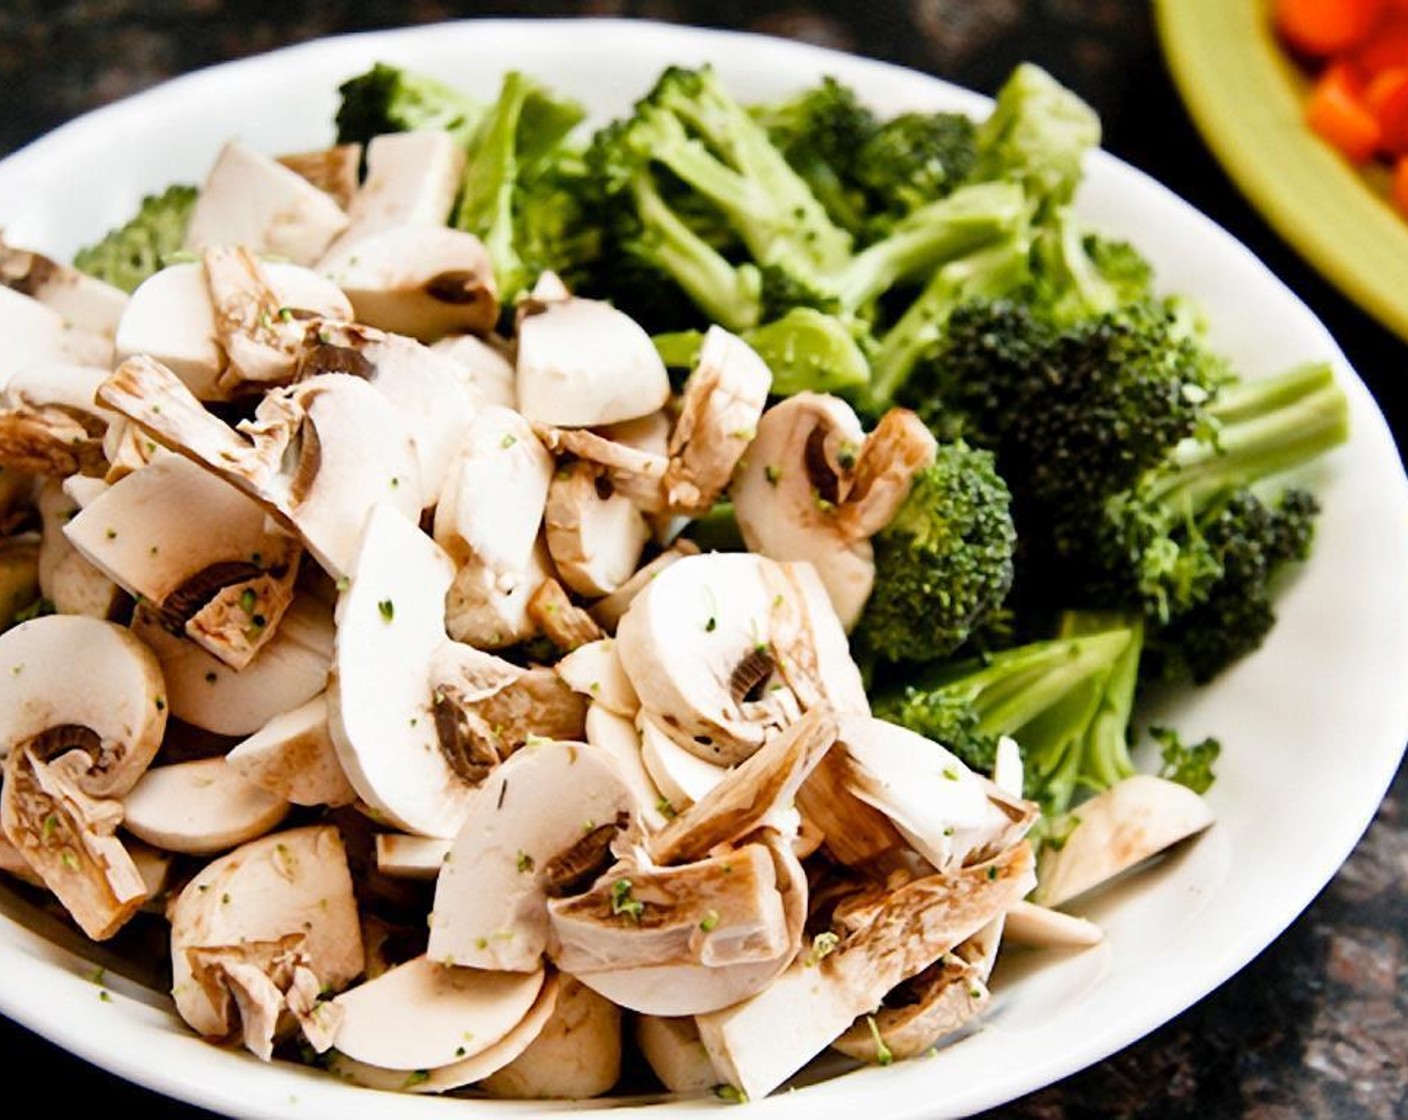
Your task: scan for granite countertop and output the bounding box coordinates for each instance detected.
[1,2,1405,1117]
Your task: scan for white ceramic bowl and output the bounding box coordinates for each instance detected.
[1,18,1406,1120]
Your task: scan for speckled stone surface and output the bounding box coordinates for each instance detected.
[0,3,1405,1118]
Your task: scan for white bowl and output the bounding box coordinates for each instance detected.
[2,18,1406,1120]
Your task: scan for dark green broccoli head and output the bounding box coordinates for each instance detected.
[334,62,484,149]
[72,184,198,293]
[759,76,878,171]
[855,441,1017,663]
[871,685,999,773]
[855,111,977,231]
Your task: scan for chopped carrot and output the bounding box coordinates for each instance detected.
[1306,62,1383,160]
[1393,155,1408,213]
[1276,0,1387,57]
[1367,67,1408,150]
[1352,12,1408,72]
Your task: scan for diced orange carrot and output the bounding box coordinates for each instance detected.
[1353,13,1408,72]
[1367,67,1408,150]
[1306,62,1384,160]
[1392,155,1408,213]
[1276,0,1387,57]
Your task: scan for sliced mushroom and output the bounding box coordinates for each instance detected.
[831,953,990,1063]
[794,746,908,870]
[445,536,553,651]
[587,540,699,632]
[428,740,640,972]
[615,552,867,765]
[833,408,940,540]
[663,326,772,516]
[332,955,545,1071]
[114,260,352,402]
[527,578,603,652]
[277,143,362,210]
[548,843,790,973]
[328,970,560,1093]
[121,757,288,855]
[1001,900,1104,947]
[584,705,670,831]
[184,139,349,265]
[168,825,362,1052]
[1033,774,1216,908]
[636,1015,719,1094]
[224,694,357,808]
[319,225,498,340]
[638,713,726,812]
[0,286,65,380]
[841,717,1039,874]
[544,461,651,598]
[696,841,1036,1101]
[339,130,466,234]
[1,235,127,339]
[557,640,639,719]
[97,358,423,579]
[532,422,671,515]
[374,833,452,880]
[0,831,44,888]
[35,478,124,620]
[65,452,300,668]
[516,295,671,427]
[432,333,517,409]
[131,594,332,737]
[0,362,111,478]
[480,973,622,1099]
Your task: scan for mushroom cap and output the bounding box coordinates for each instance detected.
[121,757,289,855]
[0,614,165,798]
[638,713,725,811]
[340,130,466,234]
[428,740,639,972]
[584,705,669,831]
[132,594,332,737]
[1033,774,1215,908]
[225,693,357,808]
[587,541,699,633]
[168,824,362,1039]
[557,640,640,719]
[516,296,670,428]
[544,461,651,599]
[114,261,351,401]
[332,955,545,1071]
[318,225,498,340]
[0,286,65,380]
[326,503,473,839]
[480,974,622,1099]
[431,333,517,409]
[184,139,349,265]
[731,393,875,630]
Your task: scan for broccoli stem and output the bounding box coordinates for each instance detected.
[455,72,532,299]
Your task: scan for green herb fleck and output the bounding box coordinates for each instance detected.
[501,433,517,449]
[699,909,720,933]
[865,1016,894,1066]
[516,850,535,874]
[804,931,840,966]
[764,465,781,486]
[378,599,395,622]
[610,878,644,924]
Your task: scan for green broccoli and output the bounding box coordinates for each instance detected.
[853,441,1017,664]
[72,184,198,293]
[854,110,978,233]
[1151,726,1221,794]
[334,62,486,149]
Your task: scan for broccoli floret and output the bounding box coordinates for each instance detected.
[72,184,198,293]
[854,441,1017,663]
[452,70,586,304]
[1151,726,1221,794]
[871,618,1139,814]
[1028,213,1155,326]
[334,62,485,150]
[855,111,977,233]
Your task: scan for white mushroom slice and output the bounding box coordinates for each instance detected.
[344,131,465,232]
[225,694,357,808]
[99,417,155,483]
[1,747,147,939]
[533,423,671,483]
[544,461,651,598]
[1,237,126,337]
[1001,900,1104,948]
[638,714,725,811]
[0,286,64,380]
[663,326,772,516]
[61,473,108,509]
[527,578,603,653]
[481,974,622,1099]
[1034,774,1216,908]
[432,332,516,408]
[834,408,940,540]
[129,838,174,908]
[114,261,352,402]
[794,741,909,870]
[168,825,362,1046]
[697,842,1035,1101]
[0,362,111,478]
[131,595,332,737]
[374,833,452,880]
[516,296,670,427]
[648,706,837,866]
[184,139,349,265]
[65,453,300,668]
[636,1015,719,1093]
[428,741,640,972]
[585,705,669,831]
[558,640,639,719]
[445,536,552,651]
[959,734,1025,980]
[97,359,423,579]
[121,758,289,855]
[0,615,165,794]
[731,393,874,631]
[587,540,699,632]
[548,843,789,973]
[332,956,544,1071]
[841,717,1038,874]
[319,225,498,341]
[831,954,990,1063]
[328,971,560,1093]
[616,552,867,765]
[277,143,361,210]
[0,832,44,888]
[35,478,123,620]
[202,246,312,391]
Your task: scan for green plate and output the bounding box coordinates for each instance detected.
[1157,0,1408,341]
